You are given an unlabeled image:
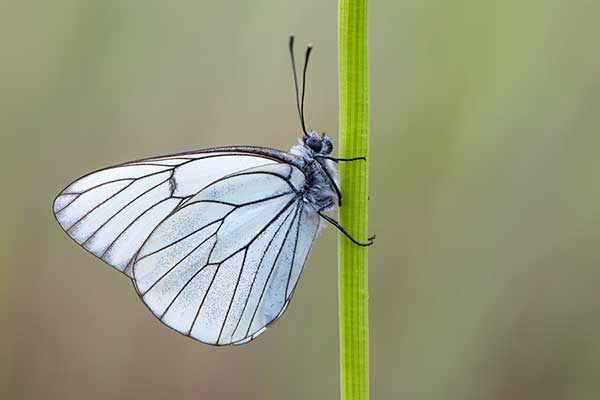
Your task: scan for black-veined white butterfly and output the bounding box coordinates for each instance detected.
[53,36,374,345]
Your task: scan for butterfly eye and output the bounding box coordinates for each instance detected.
[305,137,323,153]
[321,137,333,155]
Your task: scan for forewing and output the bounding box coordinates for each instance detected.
[53,150,284,276]
[132,163,321,345]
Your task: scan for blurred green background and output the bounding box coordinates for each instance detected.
[2,0,600,399]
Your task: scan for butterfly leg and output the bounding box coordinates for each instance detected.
[316,156,367,208]
[316,155,366,163]
[317,210,375,247]
[319,166,343,207]
[316,156,367,207]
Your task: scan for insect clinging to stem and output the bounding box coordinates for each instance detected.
[52,35,374,345]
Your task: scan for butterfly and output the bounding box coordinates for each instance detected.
[53,36,374,346]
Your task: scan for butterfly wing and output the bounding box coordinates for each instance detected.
[53,147,295,277]
[132,162,321,345]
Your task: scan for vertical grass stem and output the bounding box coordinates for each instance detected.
[338,0,370,399]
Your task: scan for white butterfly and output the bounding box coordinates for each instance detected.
[53,36,373,345]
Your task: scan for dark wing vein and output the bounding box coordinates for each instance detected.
[54,194,83,214]
[80,176,171,246]
[284,203,303,300]
[245,202,302,337]
[135,193,292,263]
[60,178,133,198]
[231,191,293,207]
[151,196,293,325]
[217,248,248,343]
[229,201,300,340]
[203,170,299,195]
[186,197,298,337]
[61,166,174,196]
[142,222,223,297]
[65,180,136,231]
[135,216,226,263]
[158,237,221,321]
[101,197,184,259]
[62,169,175,232]
[185,241,222,333]
[285,209,320,300]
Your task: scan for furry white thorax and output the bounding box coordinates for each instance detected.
[289,135,338,213]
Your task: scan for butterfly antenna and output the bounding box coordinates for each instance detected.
[300,44,313,136]
[289,34,309,136]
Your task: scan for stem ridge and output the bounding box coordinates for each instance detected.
[338,0,370,399]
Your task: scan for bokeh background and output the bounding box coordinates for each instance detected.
[2,0,600,399]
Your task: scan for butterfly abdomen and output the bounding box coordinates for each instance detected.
[301,158,338,212]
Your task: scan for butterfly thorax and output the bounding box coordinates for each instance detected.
[290,133,338,212]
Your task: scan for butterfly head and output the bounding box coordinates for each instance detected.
[303,131,333,155]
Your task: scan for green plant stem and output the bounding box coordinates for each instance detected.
[338,1,370,399]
